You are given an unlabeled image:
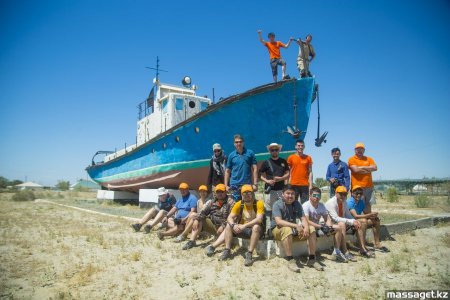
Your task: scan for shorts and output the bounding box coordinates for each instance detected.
[202,218,219,235]
[233,226,261,239]
[264,190,282,212]
[270,58,285,76]
[154,206,169,214]
[362,187,375,207]
[272,225,315,241]
[292,185,309,204]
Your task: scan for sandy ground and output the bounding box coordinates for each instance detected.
[1,196,450,300]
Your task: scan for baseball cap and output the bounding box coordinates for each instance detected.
[241,184,253,194]
[355,143,365,149]
[179,182,189,189]
[352,185,363,192]
[198,185,208,192]
[336,186,347,193]
[212,143,222,151]
[157,187,168,196]
[215,184,226,192]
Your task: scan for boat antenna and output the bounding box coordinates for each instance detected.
[146,56,168,83]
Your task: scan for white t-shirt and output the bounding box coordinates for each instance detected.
[302,200,328,224]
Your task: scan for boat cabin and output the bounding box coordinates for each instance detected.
[136,82,212,146]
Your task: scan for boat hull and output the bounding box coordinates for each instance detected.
[86,78,315,192]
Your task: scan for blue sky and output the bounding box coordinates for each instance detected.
[1,0,449,186]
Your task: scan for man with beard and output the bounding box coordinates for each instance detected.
[207,143,227,191]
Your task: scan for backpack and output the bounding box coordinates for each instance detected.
[238,199,266,239]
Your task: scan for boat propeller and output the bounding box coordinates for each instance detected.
[283,125,305,139]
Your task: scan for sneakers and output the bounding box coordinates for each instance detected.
[244,252,253,267]
[174,235,186,243]
[205,245,216,257]
[143,224,152,234]
[182,240,196,250]
[344,252,357,262]
[282,75,291,80]
[157,231,164,240]
[219,248,231,261]
[131,223,142,232]
[307,259,324,271]
[332,249,348,263]
[287,259,301,273]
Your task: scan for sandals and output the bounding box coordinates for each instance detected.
[360,250,375,258]
[374,246,390,253]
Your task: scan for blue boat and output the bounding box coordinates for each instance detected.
[86,77,315,192]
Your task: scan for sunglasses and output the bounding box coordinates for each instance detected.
[234,141,243,144]
[214,149,221,152]
[216,190,225,194]
[242,191,252,195]
[312,193,321,198]
[354,192,363,196]
[270,149,279,152]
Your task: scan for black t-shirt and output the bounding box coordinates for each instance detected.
[259,157,289,191]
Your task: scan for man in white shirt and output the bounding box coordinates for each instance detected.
[325,186,361,263]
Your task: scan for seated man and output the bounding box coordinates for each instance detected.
[347,186,389,256]
[325,186,361,263]
[272,184,316,273]
[302,186,338,271]
[131,187,176,233]
[219,184,264,266]
[157,183,197,240]
[182,184,234,250]
[175,185,210,242]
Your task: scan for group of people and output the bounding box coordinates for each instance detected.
[257,30,316,82]
[131,134,389,272]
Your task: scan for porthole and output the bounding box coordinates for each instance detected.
[194,127,200,133]
[188,101,196,108]
[175,136,180,142]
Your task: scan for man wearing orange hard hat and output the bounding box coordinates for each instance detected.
[348,143,378,213]
[325,186,361,263]
[157,182,198,240]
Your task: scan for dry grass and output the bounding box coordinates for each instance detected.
[1,195,449,299]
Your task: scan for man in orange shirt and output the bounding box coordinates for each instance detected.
[348,143,378,213]
[287,139,313,204]
[258,30,293,82]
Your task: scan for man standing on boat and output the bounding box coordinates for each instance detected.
[224,134,258,201]
[207,143,227,192]
[258,30,293,82]
[287,139,313,204]
[295,34,316,78]
[348,143,377,213]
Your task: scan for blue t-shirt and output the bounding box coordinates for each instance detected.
[226,147,257,186]
[175,193,198,219]
[347,197,365,215]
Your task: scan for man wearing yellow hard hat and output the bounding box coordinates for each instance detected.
[348,143,378,212]
[157,182,197,240]
[219,184,265,266]
[325,186,362,263]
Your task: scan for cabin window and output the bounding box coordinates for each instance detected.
[162,100,168,113]
[188,101,196,108]
[176,98,184,110]
[200,102,208,111]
